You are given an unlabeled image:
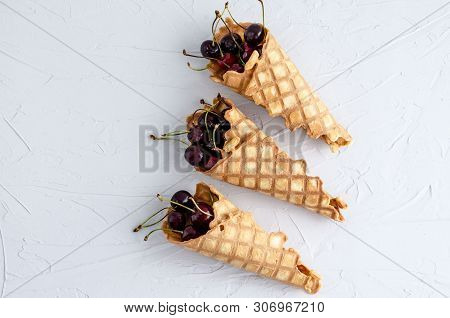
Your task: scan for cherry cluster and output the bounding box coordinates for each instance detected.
[134,190,215,242]
[184,101,231,171]
[150,98,231,171]
[184,1,266,73]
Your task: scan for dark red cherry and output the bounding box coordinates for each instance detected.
[187,126,203,143]
[200,40,220,59]
[197,227,209,236]
[241,50,252,63]
[220,33,243,55]
[190,203,214,230]
[241,43,255,63]
[201,130,214,149]
[182,225,200,241]
[244,23,265,47]
[202,130,224,150]
[229,63,244,73]
[184,145,204,167]
[167,211,186,231]
[210,128,227,149]
[170,190,195,212]
[255,45,263,57]
[202,150,222,171]
[218,53,237,69]
[198,111,221,129]
[220,119,231,132]
[197,202,214,214]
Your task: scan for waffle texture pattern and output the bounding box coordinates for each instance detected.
[187,97,347,221]
[164,183,321,294]
[208,18,352,152]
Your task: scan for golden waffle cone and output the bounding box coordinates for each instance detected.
[164,182,321,294]
[208,18,352,152]
[188,97,347,221]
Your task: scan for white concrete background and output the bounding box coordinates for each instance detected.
[0,0,449,298]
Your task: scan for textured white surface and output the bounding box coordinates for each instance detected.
[0,0,449,298]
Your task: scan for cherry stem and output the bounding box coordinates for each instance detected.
[134,207,168,232]
[258,0,265,35]
[144,228,183,241]
[211,16,224,57]
[212,5,226,56]
[143,228,182,241]
[149,134,189,146]
[213,17,220,36]
[183,49,224,64]
[225,2,246,30]
[189,198,213,217]
[141,213,168,229]
[144,228,161,241]
[187,62,208,72]
[161,130,189,137]
[192,107,208,119]
[157,194,196,213]
[205,111,211,140]
[196,105,221,138]
[199,101,222,115]
[195,100,222,123]
[215,10,243,52]
[212,124,220,149]
[238,54,245,65]
[203,109,221,139]
[184,51,230,69]
[199,99,213,108]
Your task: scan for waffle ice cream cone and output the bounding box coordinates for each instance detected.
[164,182,321,294]
[187,97,347,221]
[208,18,352,152]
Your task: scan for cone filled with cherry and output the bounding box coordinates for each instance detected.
[183,0,352,151]
[150,94,347,221]
[134,182,321,294]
